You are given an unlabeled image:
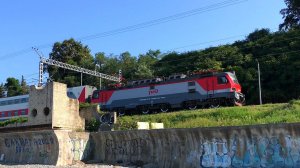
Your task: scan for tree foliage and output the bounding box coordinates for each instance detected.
[4,77,23,97]
[280,0,300,30]
[47,38,96,87]
[0,84,5,98]
[45,28,300,105]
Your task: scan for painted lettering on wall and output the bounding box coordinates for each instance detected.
[105,138,147,156]
[4,137,54,155]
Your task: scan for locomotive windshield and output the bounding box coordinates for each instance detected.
[228,73,239,84]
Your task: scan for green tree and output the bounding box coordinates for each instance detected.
[20,75,29,95]
[5,78,22,97]
[0,84,5,98]
[280,0,300,30]
[134,50,160,79]
[118,51,137,80]
[47,38,96,87]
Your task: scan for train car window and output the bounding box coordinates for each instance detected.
[14,111,18,116]
[146,80,150,83]
[8,111,11,117]
[21,98,26,103]
[0,101,5,106]
[67,92,77,99]
[15,99,20,104]
[92,92,99,99]
[188,81,195,86]
[140,81,145,84]
[1,112,4,117]
[21,109,26,115]
[7,100,13,105]
[217,76,228,84]
[176,76,181,79]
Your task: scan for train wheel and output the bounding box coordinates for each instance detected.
[117,108,125,116]
[160,104,169,113]
[186,101,197,110]
[209,104,220,108]
[140,106,150,114]
[209,99,220,108]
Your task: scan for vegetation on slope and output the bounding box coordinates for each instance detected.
[116,100,300,130]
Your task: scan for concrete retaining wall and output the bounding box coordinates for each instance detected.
[1,123,300,167]
[0,130,89,166]
[90,123,300,168]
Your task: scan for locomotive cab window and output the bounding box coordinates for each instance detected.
[92,92,99,99]
[217,76,228,84]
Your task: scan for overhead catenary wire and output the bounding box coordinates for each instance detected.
[17,34,300,84]
[0,0,247,60]
[156,35,300,65]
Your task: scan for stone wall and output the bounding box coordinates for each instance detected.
[2,123,300,167]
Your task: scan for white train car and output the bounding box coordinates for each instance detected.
[0,85,96,122]
[0,95,29,122]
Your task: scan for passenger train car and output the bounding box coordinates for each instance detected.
[91,71,245,115]
[0,85,96,122]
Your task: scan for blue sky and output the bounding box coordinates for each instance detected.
[0,0,285,85]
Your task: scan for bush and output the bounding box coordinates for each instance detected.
[85,117,100,132]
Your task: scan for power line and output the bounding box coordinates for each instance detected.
[0,0,247,60]
[79,0,247,41]
[156,35,300,64]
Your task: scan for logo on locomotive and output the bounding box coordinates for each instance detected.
[149,89,159,95]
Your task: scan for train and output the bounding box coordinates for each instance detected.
[0,85,96,122]
[0,71,245,121]
[91,71,245,115]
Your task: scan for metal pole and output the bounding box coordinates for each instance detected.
[81,73,83,86]
[39,61,43,87]
[100,77,102,90]
[256,59,262,105]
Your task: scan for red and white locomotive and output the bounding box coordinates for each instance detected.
[91,71,245,115]
[0,85,96,122]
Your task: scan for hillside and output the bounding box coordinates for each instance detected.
[116,99,300,130]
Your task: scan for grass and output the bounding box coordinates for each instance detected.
[116,99,300,130]
[0,117,28,127]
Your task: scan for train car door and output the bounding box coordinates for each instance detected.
[206,75,215,99]
[187,81,196,100]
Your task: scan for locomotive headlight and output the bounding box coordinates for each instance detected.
[235,92,240,99]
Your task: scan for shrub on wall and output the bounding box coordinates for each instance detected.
[85,117,100,132]
[0,117,28,127]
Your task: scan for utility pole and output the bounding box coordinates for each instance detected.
[256,59,262,105]
[95,63,101,89]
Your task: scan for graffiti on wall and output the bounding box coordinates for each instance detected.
[4,136,54,155]
[198,135,300,168]
[105,138,147,156]
[70,138,91,161]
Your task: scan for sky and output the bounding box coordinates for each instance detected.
[0,0,286,85]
